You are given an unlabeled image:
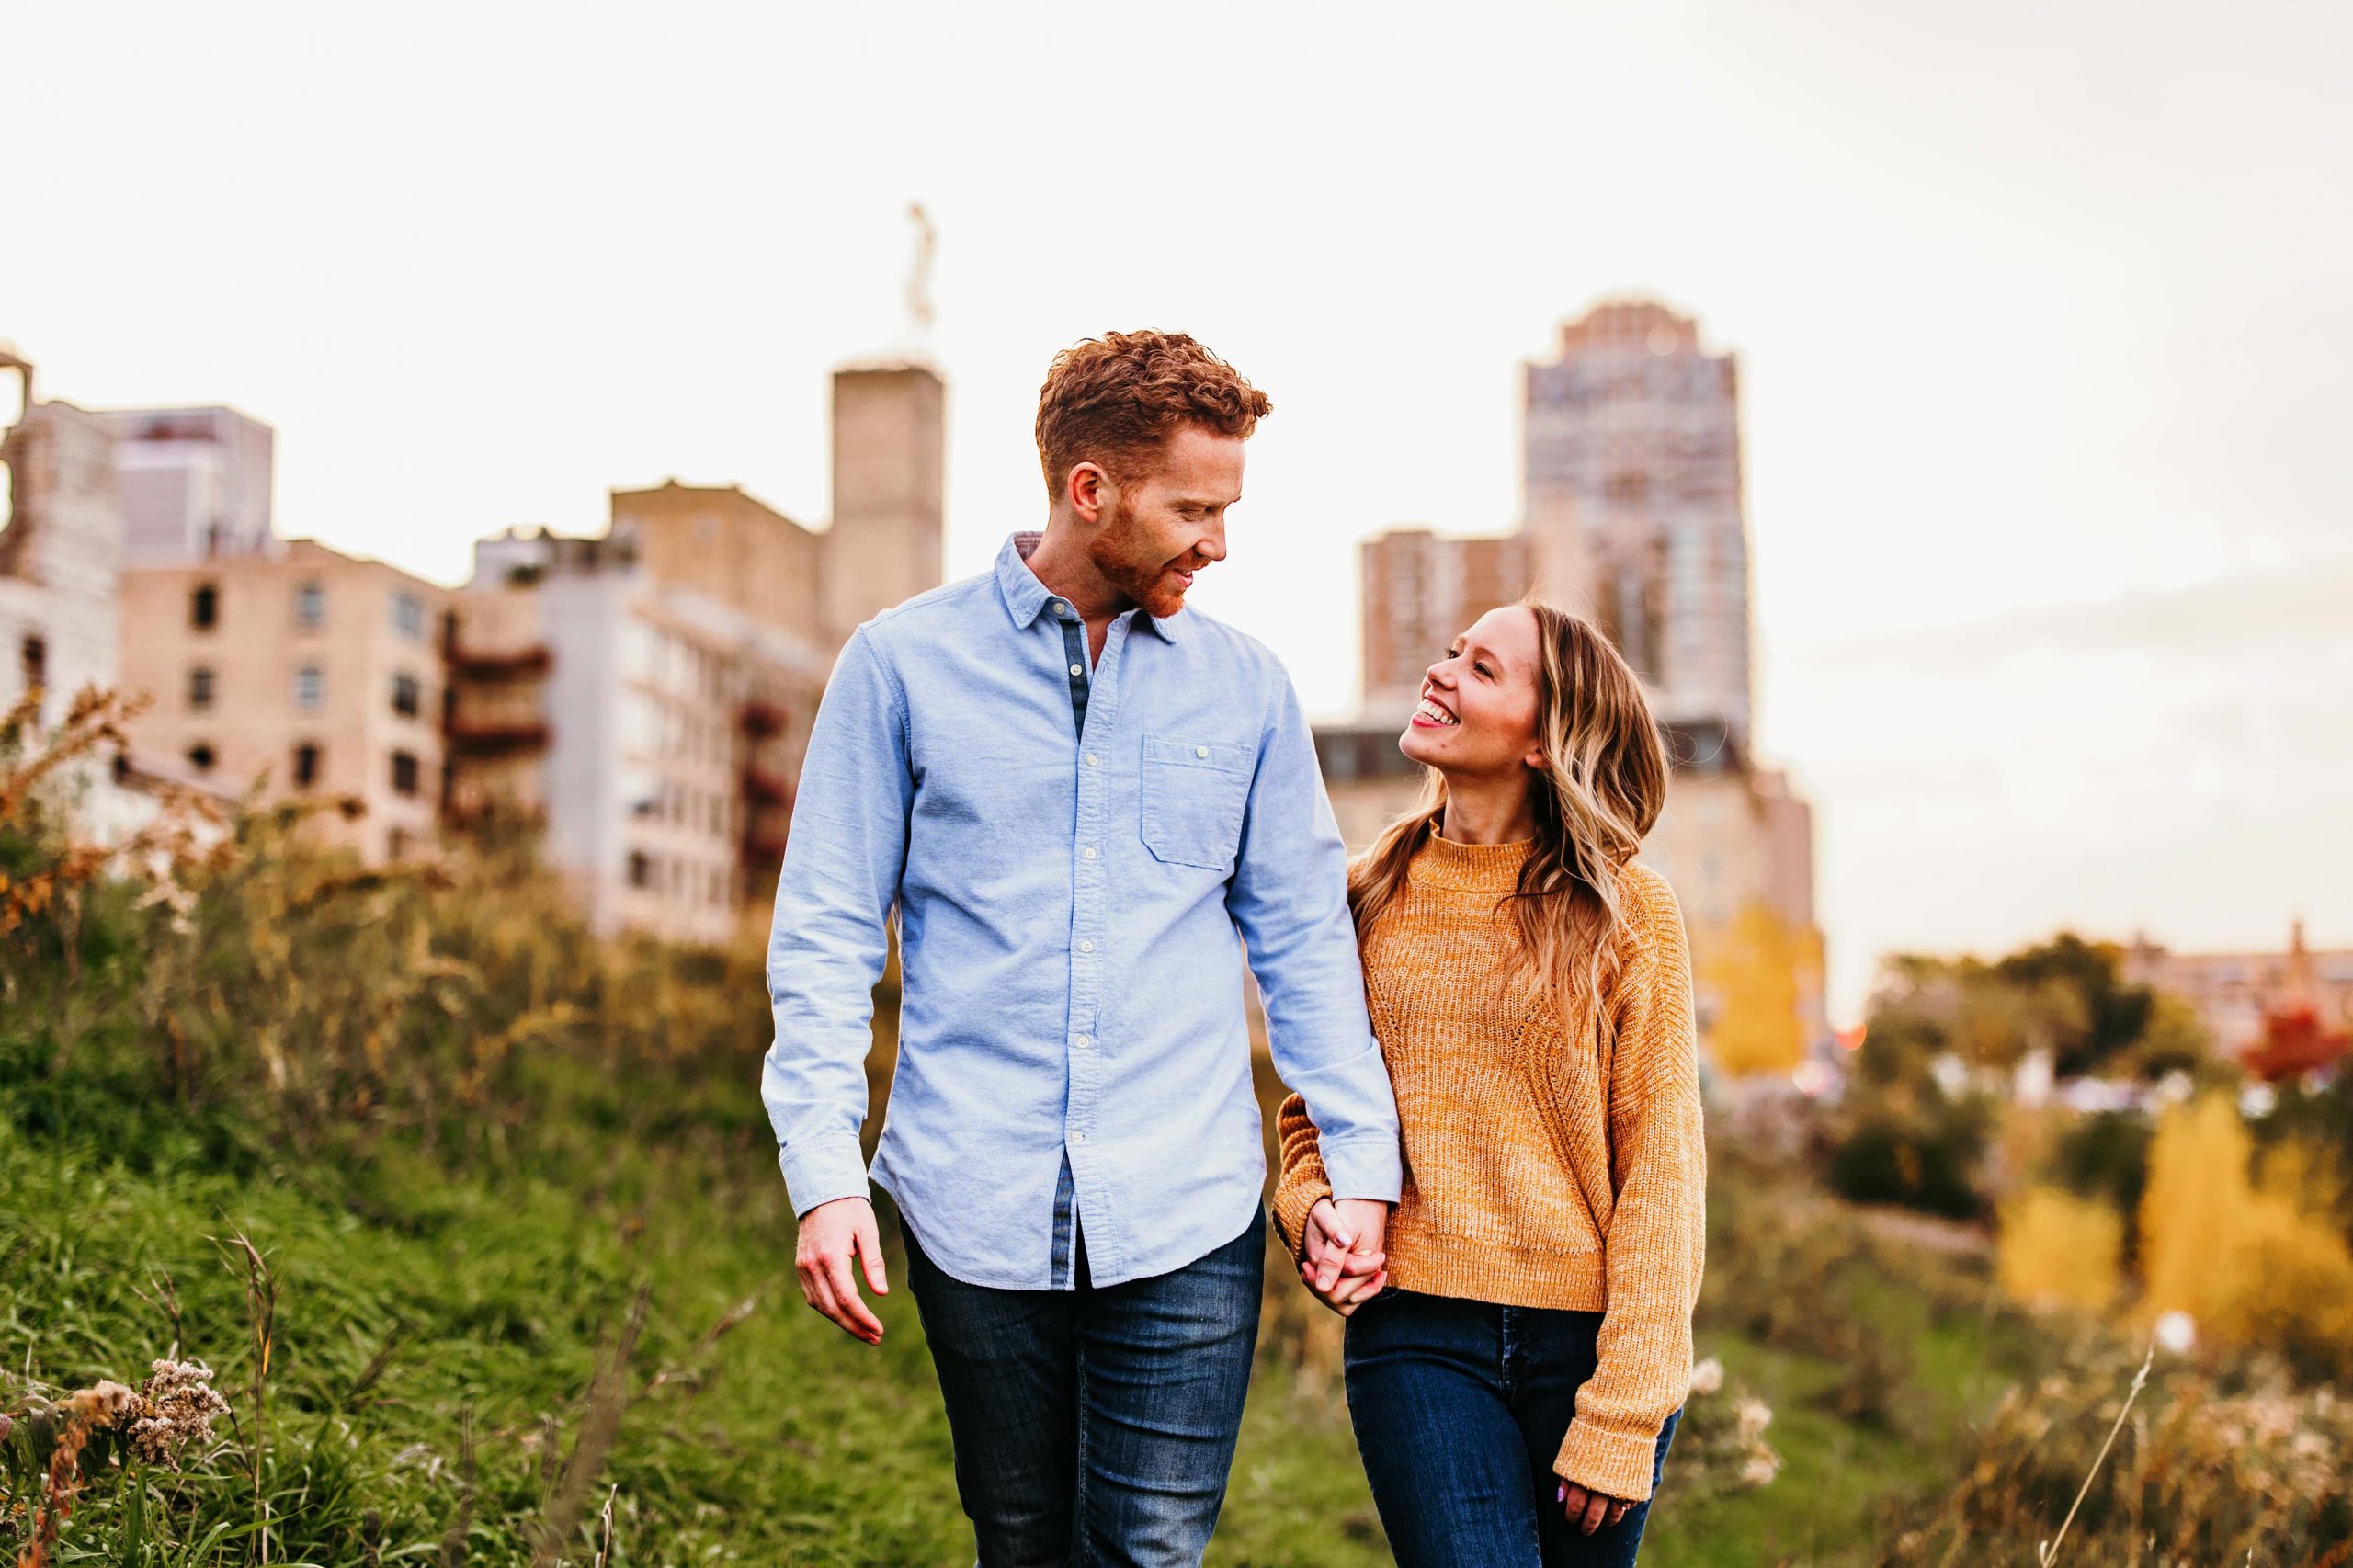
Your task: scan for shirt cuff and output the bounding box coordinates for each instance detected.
[1316,1133,1404,1206]
[778,1135,872,1218]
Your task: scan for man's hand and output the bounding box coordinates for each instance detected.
[1298,1197,1389,1315]
[795,1196,888,1345]
[1556,1480,1632,1535]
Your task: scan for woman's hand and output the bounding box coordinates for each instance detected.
[1298,1197,1388,1314]
[1555,1480,1631,1534]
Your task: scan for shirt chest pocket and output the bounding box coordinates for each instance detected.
[1138,734,1253,873]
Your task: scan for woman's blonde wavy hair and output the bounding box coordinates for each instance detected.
[1347,599,1670,1027]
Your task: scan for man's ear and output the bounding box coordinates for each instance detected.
[1068,462,1112,526]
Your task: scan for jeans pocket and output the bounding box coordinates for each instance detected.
[1138,735,1251,871]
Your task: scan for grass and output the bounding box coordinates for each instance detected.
[22,695,2324,1563]
[5,1073,2034,1564]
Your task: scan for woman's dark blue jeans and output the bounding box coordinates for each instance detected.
[1344,1287,1679,1568]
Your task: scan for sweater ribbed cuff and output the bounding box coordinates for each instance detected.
[1556,1415,1666,1505]
[1271,1173,1332,1261]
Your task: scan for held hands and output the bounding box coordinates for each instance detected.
[1555,1480,1631,1535]
[1297,1197,1390,1315]
[795,1195,889,1345]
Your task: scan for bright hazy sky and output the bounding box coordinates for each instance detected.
[14,1,2349,1021]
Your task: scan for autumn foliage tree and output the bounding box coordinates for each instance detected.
[2242,1005,2353,1083]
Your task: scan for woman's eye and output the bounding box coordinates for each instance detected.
[1475,662,1494,678]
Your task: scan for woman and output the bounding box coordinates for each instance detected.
[1274,599,1704,1568]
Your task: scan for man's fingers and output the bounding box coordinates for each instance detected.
[1579,1490,1610,1535]
[799,1261,840,1325]
[823,1251,884,1344]
[855,1213,889,1296]
[1333,1266,1386,1310]
[1309,1200,1354,1253]
[1332,1260,1385,1301]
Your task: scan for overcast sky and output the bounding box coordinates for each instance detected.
[13,0,2348,1020]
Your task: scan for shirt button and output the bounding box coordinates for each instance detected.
[1085,754,1100,767]
[1073,1131,1087,1144]
[1078,938,1095,953]
[1074,1034,1091,1049]
[1082,846,1098,860]
[1195,745,1210,758]
[1051,599,1065,614]
[1070,663,1084,676]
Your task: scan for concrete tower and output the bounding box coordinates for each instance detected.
[822,362,945,642]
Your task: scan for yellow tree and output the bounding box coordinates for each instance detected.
[2138,1093,2252,1326]
[1699,903,1821,1076]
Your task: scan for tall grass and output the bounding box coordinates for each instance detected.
[6,693,2346,1563]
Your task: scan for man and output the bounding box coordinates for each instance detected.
[762,330,1400,1565]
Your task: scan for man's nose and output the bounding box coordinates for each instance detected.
[1195,522,1227,563]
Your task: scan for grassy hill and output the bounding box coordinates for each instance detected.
[16,698,2339,1564]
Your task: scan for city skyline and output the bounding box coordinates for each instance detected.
[13,0,2349,1019]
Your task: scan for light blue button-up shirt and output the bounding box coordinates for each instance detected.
[762,532,1403,1290]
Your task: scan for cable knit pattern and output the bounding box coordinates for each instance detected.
[1273,827,1706,1503]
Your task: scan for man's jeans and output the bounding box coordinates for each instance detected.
[901,1207,1264,1568]
[1344,1288,1680,1568]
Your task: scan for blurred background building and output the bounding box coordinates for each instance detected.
[2125,920,2353,1058]
[441,360,944,942]
[1331,299,1824,1070]
[118,539,448,865]
[104,404,278,566]
[3,331,943,947]
[0,343,220,841]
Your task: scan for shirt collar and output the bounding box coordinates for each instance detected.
[995,531,1184,643]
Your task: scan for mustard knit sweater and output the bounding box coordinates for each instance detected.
[1273,829,1707,1504]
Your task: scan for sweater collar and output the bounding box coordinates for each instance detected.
[1411,824,1533,892]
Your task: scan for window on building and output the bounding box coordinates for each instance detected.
[391,590,426,642]
[390,749,420,797]
[19,634,45,694]
[628,849,652,889]
[186,742,216,773]
[294,664,324,711]
[391,670,422,720]
[188,665,216,710]
[190,584,219,630]
[291,742,321,789]
[294,579,324,631]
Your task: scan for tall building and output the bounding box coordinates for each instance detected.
[118,540,449,864]
[822,363,945,643]
[2,348,125,737]
[1329,299,1826,1061]
[445,489,836,947]
[103,405,277,565]
[438,358,942,944]
[1360,528,1535,719]
[1523,301,1753,747]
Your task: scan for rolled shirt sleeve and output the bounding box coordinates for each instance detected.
[761,630,912,1217]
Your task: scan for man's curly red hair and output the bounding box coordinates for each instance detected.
[1033,331,1272,497]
